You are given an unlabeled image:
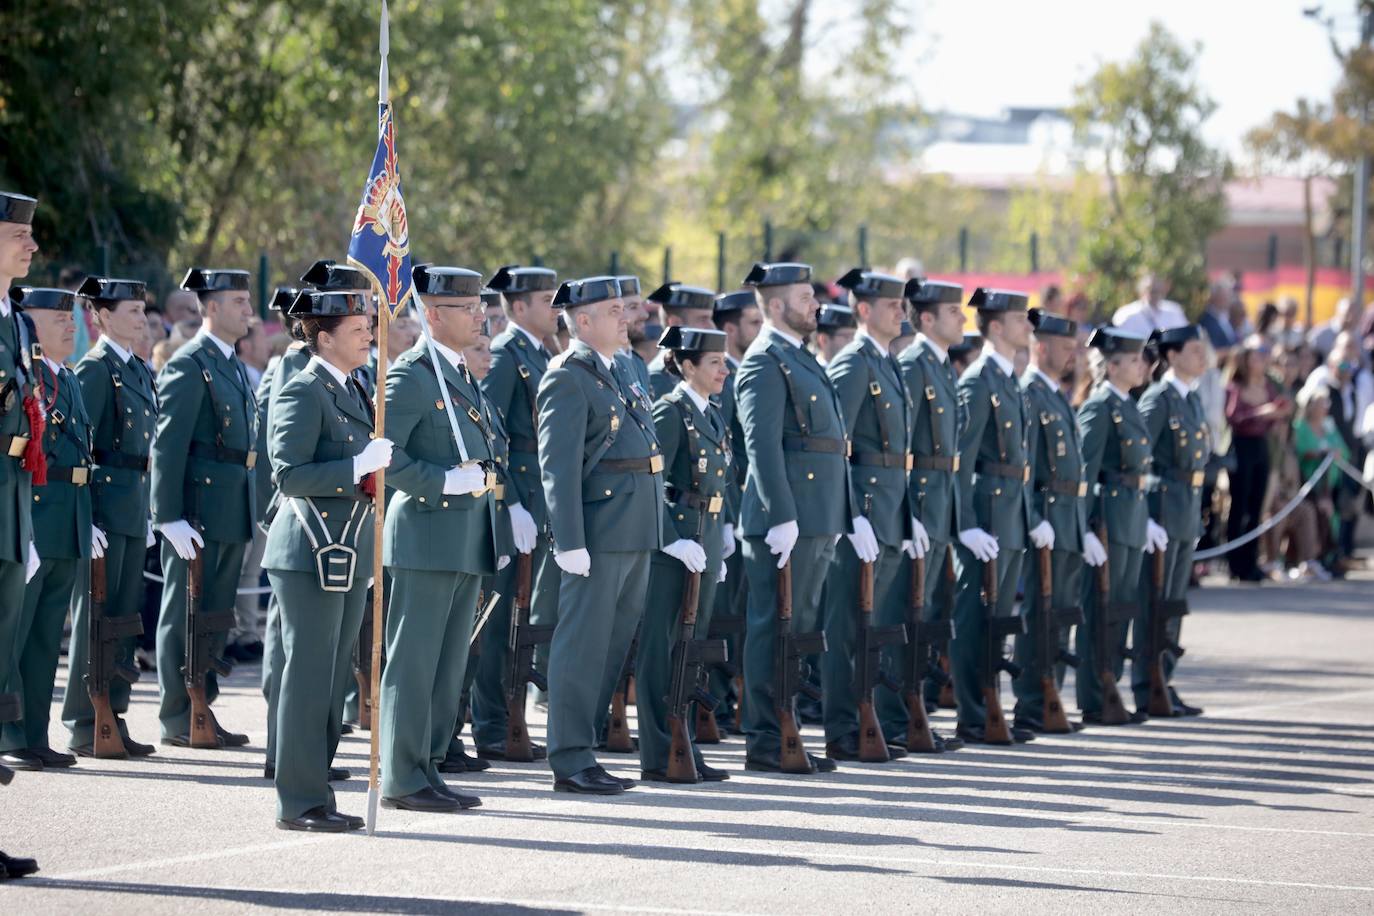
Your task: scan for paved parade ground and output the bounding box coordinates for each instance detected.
[3,570,1372,915]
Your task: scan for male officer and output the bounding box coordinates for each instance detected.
[538,276,695,794]
[814,303,856,366]
[60,278,159,758]
[646,282,717,399]
[735,262,854,773]
[379,264,503,812]
[819,268,902,762]
[885,278,967,752]
[1012,308,1099,733]
[616,276,654,396]
[950,288,1036,745]
[0,287,94,770]
[152,267,257,747]
[475,264,557,759]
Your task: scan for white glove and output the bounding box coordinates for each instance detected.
[146,521,156,548]
[91,526,108,560]
[1082,531,1107,567]
[555,547,591,577]
[663,538,708,573]
[443,462,488,495]
[497,554,511,571]
[958,527,999,562]
[158,520,205,561]
[905,516,930,559]
[352,437,394,481]
[721,523,736,560]
[25,542,40,583]
[1029,520,1056,551]
[1144,519,1169,554]
[764,520,799,569]
[847,516,880,564]
[717,560,727,583]
[508,502,538,554]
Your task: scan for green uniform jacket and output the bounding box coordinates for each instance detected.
[617,350,656,416]
[1078,384,1152,550]
[262,360,376,573]
[76,340,156,540]
[1022,369,1087,554]
[717,356,744,525]
[254,344,312,524]
[485,395,516,557]
[654,386,733,544]
[537,340,669,553]
[483,327,549,528]
[954,353,1032,545]
[151,335,257,543]
[1138,378,1209,542]
[0,307,36,562]
[647,351,675,402]
[382,346,499,575]
[827,336,912,546]
[31,362,94,559]
[736,329,853,538]
[897,339,963,541]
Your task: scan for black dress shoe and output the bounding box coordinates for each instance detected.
[333,811,365,830]
[0,763,12,786]
[554,766,625,795]
[824,738,861,761]
[1173,701,1203,716]
[955,724,1015,745]
[639,768,698,784]
[276,806,356,832]
[1129,709,1150,724]
[885,743,909,759]
[439,749,491,773]
[0,750,42,771]
[431,784,482,808]
[935,732,964,752]
[697,763,729,782]
[339,723,353,736]
[1080,711,1129,726]
[263,764,274,779]
[1010,727,1037,743]
[216,724,250,747]
[162,733,224,749]
[1013,717,1045,733]
[808,753,837,773]
[594,765,636,789]
[30,747,77,768]
[381,786,462,812]
[328,766,349,782]
[0,851,39,879]
[477,741,547,761]
[122,734,157,757]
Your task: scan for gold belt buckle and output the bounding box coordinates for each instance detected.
[1022,466,1030,483]
[245,449,257,470]
[494,483,506,501]
[951,455,960,473]
[707,494,724,514]
[71,467,90,486]
[903,453,913,471]
[1191,470,1204,487]
[1077,481,1087,497]
[648,454,664,474]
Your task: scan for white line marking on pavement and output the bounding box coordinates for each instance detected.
[48,836,332,880]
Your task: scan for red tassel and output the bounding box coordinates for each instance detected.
[21,394,46,486]
[360,472,376,500]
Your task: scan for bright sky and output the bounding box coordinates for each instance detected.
[807,0,1352,154]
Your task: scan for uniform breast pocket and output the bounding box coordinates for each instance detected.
[583,472,627,504]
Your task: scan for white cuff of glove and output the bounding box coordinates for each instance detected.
[663,538,708,573]
[1145,519,1169,554]
[352,438,393,482]
[443,463,488,496]
[25,542,40,583]
[764,520,799,569]
[958,527,999,563]
[90,526,108,560]
[497,554,511,571]
[1029,520,1056,550]
[1082,531,1107,567]
[157,520,205,561]
[508,502,538,554]
[847,516,880,564]
[907,517,930,559]
[721,523,736,560]
[554,547,591,577]
[717,560,728,583]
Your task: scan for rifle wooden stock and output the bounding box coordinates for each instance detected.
[775,560,814,774]
[354,596,375,731]
[606,643,636,754]
[981,562,1013,745]
[855,560,890,762]
[694,703,721,743]
[1037,547,1073,734]
[937,552,957,709]
[666,558,704,783]
[1093,524,1130,725]
[185,548,220,749]
[904,556,937,752]
[505,553,537,761]
[88,556,126,759]
[1146,550,1175,718]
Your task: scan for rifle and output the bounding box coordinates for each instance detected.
[903,556,951,752]
[1091,521,1133,725]
[1145,550,1188,717]
[702,612,745,740]
[665,525,728,782]
[936,551,957,709]
[605,621,640,753]
[353,589,379,731]
[504,552,553,761]
[980,560,1024,745]
[1034,547,1081,734]
[86,555,144,758]
[183,534,235,749]
[773,559,826,773]
[854,557,906,761]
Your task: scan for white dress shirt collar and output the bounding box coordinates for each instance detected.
[768,324,804,350]
[308,355,351,387]
[1031,367,1061,391]
[197,328,236,360]
[1163,369,1195,397]
[984,346,1015,377]
[512,321,545,352]
[101,336,133,364]
[676,381,710,415]
[430,338,467,371]
[1106,381,1132,401]
[915,333,948,362]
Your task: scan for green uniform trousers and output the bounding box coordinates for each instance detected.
[546,551,649,780]
[706,545,746,723]
[821,540,903,745]
[0,559,28,716]
[951,541,1024,729]
[1075,541,1141,716]
[876,538,951,741]
[740,535,835,760]
[156,538,247,738]
[1,557,77,751]
[63,533,144,746]
[268,569,368,820]
[379,567,480,798]
[1012,547,1084,724]
[261,593,284,762]
[1130,537,1192,708]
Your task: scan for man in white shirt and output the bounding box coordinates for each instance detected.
[1112,273,1189,338]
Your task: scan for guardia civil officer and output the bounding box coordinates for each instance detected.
[616,276,655,398]
[152,268,257,747]
[265,288,388,832]
[819,268,904,762]
[0,287,94,770]
[636,326,731,783]
[950,288,1036,745]
[735,261,852,773]
[475,265,558,760]
[379,264,502,812]
[61,277,158,758]
[645,282,717,400]
[1011,308,1098,733]
[538,276,686,794]
[1133,325,1208,717]
[1076,327,1164,725]
[814,303,856,367]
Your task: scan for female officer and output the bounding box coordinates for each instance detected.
[636,326,733,783]
[264,288,393,831]
[1075,327,1167,725]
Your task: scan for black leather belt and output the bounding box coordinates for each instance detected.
[1101,471,1144,490]
[782,436,847,454]
[913,455,958,472]
[1163,468,1205,487]
[48,465,90,485]
[509,436,538,454]
[977,460,1029,483]
[851,451,912,470]
[1041,479,1087,497]
[189,441,257,469]
[595,455,664,474]
[93,449,150,472]
[666,486,725,514]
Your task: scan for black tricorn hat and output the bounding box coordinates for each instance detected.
[1086,326,1147,354]
[269,286,300,312]
[412,264,483,298]
[967,287,1028,312]
[905,279,963,306]
[713,290,755,316]
[950,333,982,360]
[10,286,82,312]
[76,276,147,304]
[835,268,904,300]
[1028,307,1078,338]
[647,281,715,312]
[300,259,366,291]
[743,261,812,287]
[286,289,368,318]
[487,264,559,294]
[181,268,250,293]
[480,287,502,309]
[1148,324,1202,350]
[552,276,620,309]
[658,326,727,353]
[0,192,37,225]
[616,276,641,298]
[817,304,857,331]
